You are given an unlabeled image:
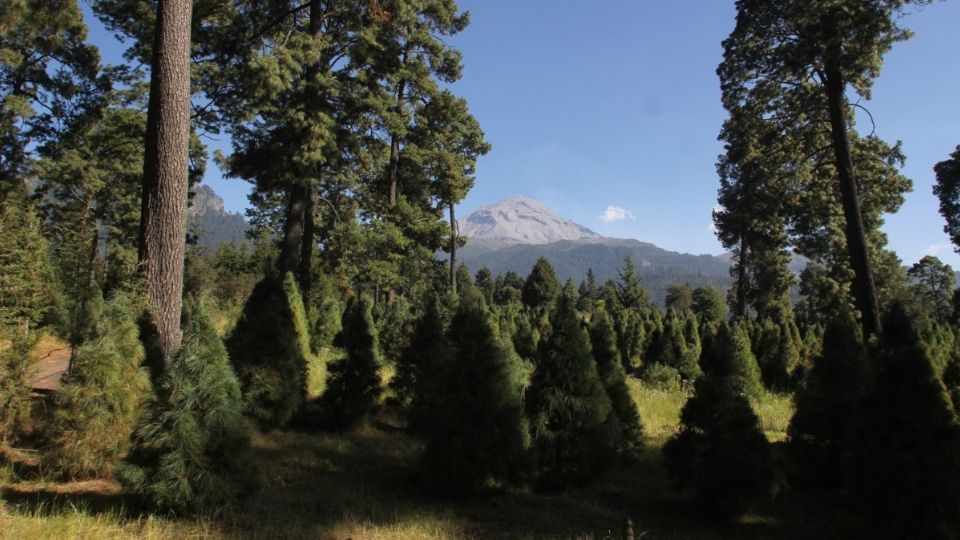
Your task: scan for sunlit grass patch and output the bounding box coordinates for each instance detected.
[753,391,794,442]
[630,376,795,444]
[380,361,398,402]
[323,510,465,540]
[629,377,690,445]
[0,505,217,540]
[306,346,340,400]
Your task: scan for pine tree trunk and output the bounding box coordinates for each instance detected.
[449,203,457,294]
[298,184,317,300]
[69,222,101,376]
[138,0,193,365]
[823,47,881,338]
[735,235,749,318]
[278,184,307,275]
[86,220,99,295]
[388,77,406,208]
[279,0,322,287]
[69,195,94,365]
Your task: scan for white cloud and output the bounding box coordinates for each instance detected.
[925,243,952,257]
[599,205,636,223]
[708,205,722,233]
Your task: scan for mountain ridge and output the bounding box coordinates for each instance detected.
[185,188,741,306]
[188,185,250,249]
[454,197,734,306]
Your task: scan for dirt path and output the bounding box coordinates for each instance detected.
[27,338,70,393]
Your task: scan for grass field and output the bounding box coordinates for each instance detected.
[2,381,870,539]
[627,379,793,444]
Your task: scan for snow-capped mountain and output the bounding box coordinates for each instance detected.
[459,196,602,245]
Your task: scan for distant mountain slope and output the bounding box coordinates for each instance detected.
[453,197,735,306]
[188,185,249,249]
[457,237,732,307]
[460,196,601,244]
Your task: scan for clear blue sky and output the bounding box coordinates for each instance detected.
[82,1,960,267]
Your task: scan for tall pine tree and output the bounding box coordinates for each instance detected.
[718,0,929,337]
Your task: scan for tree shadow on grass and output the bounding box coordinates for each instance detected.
[212,426,800,539]
[2,424,872,539]
[209,426,467,538]
[1,480,144,518]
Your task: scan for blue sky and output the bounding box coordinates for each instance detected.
[83,1,960,267]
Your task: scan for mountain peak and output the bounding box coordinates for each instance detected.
[187,184,251,249]
[500,195,545,205]
[460,196,601,245]
[189,184,226,216]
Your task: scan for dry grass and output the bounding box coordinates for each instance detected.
[3,423,649,539]
[0,509,217,540]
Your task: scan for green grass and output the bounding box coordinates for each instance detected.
[752,391,794,442]
[4,380,874,539]
[306,346,340,400]
[629,378,689,444]
[630,378,794,445]
[305,347,395,403]
[0,505,214,540]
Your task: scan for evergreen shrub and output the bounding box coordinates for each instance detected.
[47,294,151,479]
[118,299,253,514]
[392,296,448,413]
[663,328,775,520]
[590,311,645,456]
[421,289,528,492]
[850,303,960,538]
[227,273,309,428]
[788,311,865,488]
[527,295,615,488]
[0,329,36,446]
[320,296,383,429]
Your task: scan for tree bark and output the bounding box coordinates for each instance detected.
[298,184,317,300]
[69,195,93,365]
[278,183,308,276]
[69,219,100,375]
[449,203,457,294]
[138,0,193,364]
[734,235,749,319]
[388,77,406,208]
[278,0,322,287]
[823,47,882,338]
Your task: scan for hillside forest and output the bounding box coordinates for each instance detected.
[3,1,960,538]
